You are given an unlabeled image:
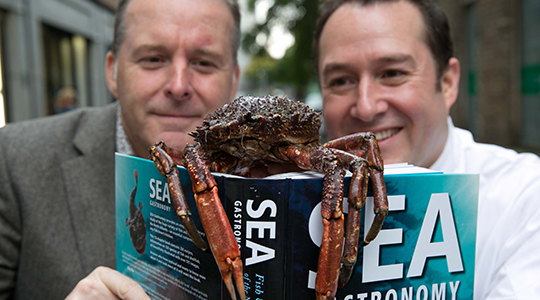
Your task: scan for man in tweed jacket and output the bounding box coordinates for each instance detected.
[0,0,241,298]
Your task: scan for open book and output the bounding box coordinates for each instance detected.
[115,153,478,300]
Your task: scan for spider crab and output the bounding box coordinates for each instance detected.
[149,95,388,300]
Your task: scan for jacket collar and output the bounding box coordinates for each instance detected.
[72,102,118,156]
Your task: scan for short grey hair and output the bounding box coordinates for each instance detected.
[111,0,241,64]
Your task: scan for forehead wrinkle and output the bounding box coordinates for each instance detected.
[123,0,233,45]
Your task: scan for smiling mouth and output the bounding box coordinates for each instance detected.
[373,128,400,141]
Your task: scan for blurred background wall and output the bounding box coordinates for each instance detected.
[439,0,540,153]
[0,0,538,155]
[0,0,116,126]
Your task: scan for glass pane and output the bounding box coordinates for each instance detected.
[73,35,89,107]
[42,24,90,115]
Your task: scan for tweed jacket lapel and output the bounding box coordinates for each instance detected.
[61,103,118,273]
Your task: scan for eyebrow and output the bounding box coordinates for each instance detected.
[131,45,227,67]
[131,45,225,60]
[374,54,416,68]
[322,62,355,78]
[191,48,225,65]
[131,44,168,57]
[322,54,417,77]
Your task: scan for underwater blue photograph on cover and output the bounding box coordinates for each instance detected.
[116,154,223,300]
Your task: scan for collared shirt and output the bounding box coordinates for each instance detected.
[431,118,540,299]
[116,106,135,156]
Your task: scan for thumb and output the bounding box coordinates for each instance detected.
[98,267,150,300]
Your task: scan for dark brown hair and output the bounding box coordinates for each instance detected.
[313,0,453,83]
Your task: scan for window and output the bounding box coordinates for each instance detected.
[42,24,90,115]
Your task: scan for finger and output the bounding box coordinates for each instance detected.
[97,267,151,300]
[66,267,117,300]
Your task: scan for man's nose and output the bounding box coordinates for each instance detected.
[350,78,388,122]
[166,62,192,101]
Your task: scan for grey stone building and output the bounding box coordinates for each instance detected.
[0,0,118,127]
[440,0,540,153]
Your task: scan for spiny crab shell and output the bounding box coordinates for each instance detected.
[189,95,322,162]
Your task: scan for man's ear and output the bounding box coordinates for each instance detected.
[105,51,119,99]
[230,65,240,100]
[441,57,460,110]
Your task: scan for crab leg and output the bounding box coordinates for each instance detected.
[325,133,389,286]
[365,169,388,244]
[315,157,346,300]
[149,142,208,250]
[183,144,245,300]
[324,133,388,245]
[278,146,345,300]
[328,151,369,287]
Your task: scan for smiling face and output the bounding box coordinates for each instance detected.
[106,0,239,157]
[318,1,459,168]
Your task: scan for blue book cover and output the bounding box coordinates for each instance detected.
[116,153,478,300]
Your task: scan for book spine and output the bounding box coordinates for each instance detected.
[220,176,288,300]
[286,177,325,299]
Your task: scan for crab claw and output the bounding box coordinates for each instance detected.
[194,187,245,300]
[185,144,246,300]
[315,217,344,300]
[222,257,245,300]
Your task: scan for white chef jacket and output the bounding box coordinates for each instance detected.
[430,118,540,299]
